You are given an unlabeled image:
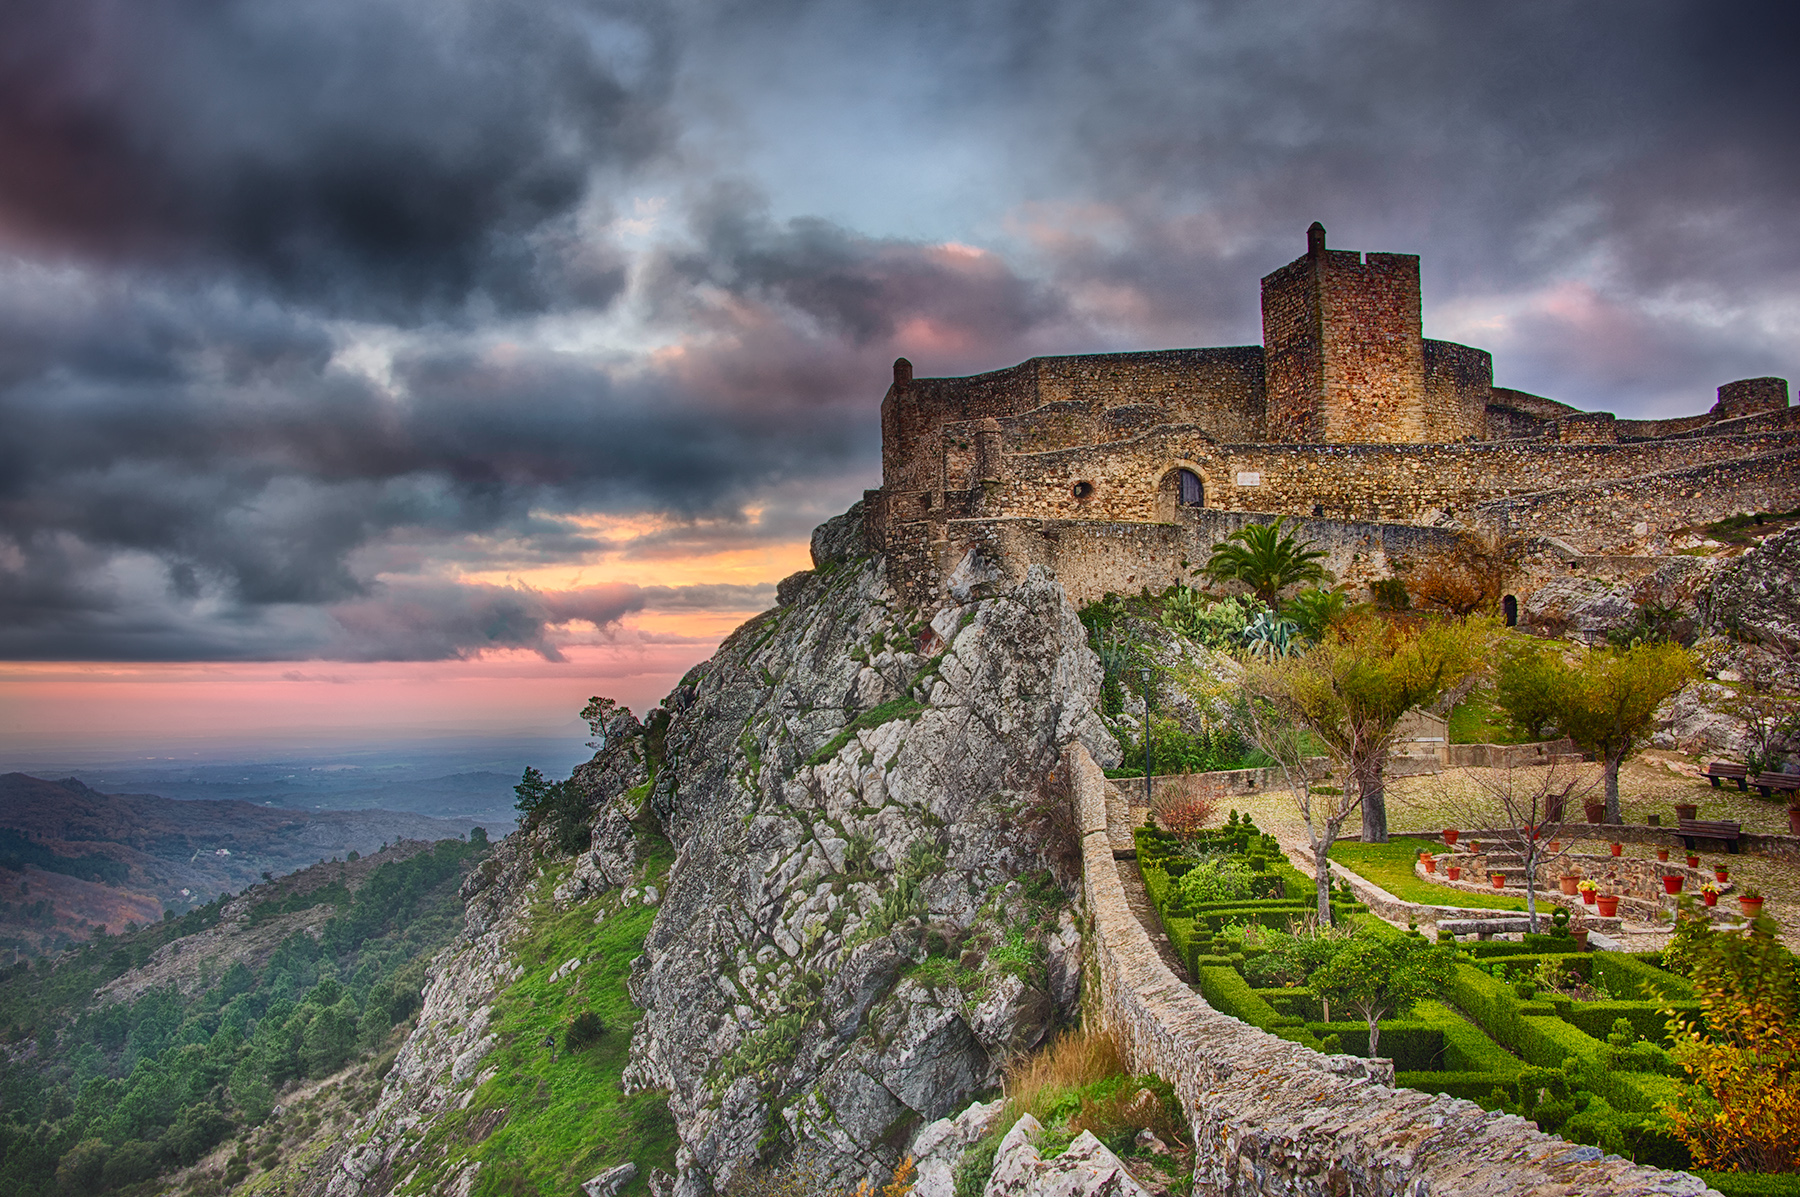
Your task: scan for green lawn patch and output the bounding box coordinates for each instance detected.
[1328,837,1528,911]
[403,849,678,1197]
[1446,685,1532,745]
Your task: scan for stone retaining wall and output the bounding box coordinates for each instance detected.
[1070,739,1717,1196]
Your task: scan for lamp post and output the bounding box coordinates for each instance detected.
[1141,666,1153,809]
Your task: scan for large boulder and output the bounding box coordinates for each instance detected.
[982,1114,1149,1197]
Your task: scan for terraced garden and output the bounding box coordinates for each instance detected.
[1132,818,1800,1194]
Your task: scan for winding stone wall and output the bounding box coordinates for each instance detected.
[1069,739,1718,1197]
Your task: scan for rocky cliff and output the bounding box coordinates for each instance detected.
[304,514,1118,1196]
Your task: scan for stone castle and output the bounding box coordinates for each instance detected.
[864,223,1799,608]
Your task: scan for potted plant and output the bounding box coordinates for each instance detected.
[1685,852,1700,869]
[1584,799,1606,824]
[1596,893,1621,917]
[1662,873,1685,895]
[1559,873,1581,895]
[1700,882,1719,908]
[1491,872,1506,889]
[1656,847,1670,862]
[1465,840,1481,856]
[1714,863,1729,883]
[1446,864,1462,881]
[1423,856,1438,874]
[1739,888,1765,917]
[1674,801,1698,822]
[1578,879,1598,905]
[1609,841,1624,856]
[1548,839,1562,853]
[1568,908,1590,951]
[1443,828,1459,846]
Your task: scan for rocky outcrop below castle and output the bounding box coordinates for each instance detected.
[624,512,1116,1192]
[297,509,1117,1196]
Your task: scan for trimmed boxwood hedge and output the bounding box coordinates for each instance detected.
[1696,1173,1800,1197]
[1300,1022,1444,1070]
[1394,1069,1515,1102]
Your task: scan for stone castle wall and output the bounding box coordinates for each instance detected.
[869,223,1796,607]
[1069,740,1717,1197]
[976,428,1788,528]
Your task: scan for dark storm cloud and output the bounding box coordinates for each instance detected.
[0,0,670,321]
[1,0,1795,662]
[646,182,1064,349]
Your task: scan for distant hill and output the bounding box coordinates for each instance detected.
[0,772,484,956]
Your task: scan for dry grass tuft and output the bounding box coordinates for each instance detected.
[1001,1025,1123,1124]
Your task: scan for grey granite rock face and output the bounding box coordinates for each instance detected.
[622,554,1117,1194]
[910,1099,1004,1197]
[1706,525,1800,686]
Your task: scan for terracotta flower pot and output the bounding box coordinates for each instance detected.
[1447,866,1462,881]
[1740,897,1765,917]
[1714,869,1729,883]
[1549,840,1562,853]
[1674,803,1698,822]
[1443,828,1458,846]
[1656,848,1670,862]
[1559,876,1580,895]
[1702,892,1718,907]
[1572,928,1589,951]
[1597,895,1620,917]
[1609,842,1623,857]
[1584,803,1606,824]
[1662,874,1684,895]
[1424,858,1437,874]
[1491,873,1506,889]
[1581,889,1597,905]
[1685,854,1700,869]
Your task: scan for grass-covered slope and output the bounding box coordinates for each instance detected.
[396,850,679,1197]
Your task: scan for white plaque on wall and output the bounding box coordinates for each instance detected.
[1235,471,1261,486]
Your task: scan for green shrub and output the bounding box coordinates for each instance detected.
[565,1011,606,1052]
[1176,856,1257,906]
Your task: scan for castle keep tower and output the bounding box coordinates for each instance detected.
[1261,222,1429,443]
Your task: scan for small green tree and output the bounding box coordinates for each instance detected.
[1246,612,1494,845]
[1308,932,1453,1058]
[1495,640,1565,741]
[1203,516,1329,609]
[1499,641,1696,823]
[580,696,620,750]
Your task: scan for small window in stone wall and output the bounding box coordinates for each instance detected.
[1177,469,1203,506]
[1072,481,1095,499]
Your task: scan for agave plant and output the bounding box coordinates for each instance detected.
[1240,610,1300,658]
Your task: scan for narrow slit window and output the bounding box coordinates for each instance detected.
[1177,469,1203,507]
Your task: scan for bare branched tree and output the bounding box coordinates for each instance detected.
[1428,759,1598,932]
[1241,695,1352,925]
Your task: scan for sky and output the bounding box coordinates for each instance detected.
[1,0,1797,757]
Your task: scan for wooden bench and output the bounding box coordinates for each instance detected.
[1704,761,1749,791]
[1751,770,1800,799]
[1678,818,1742,853]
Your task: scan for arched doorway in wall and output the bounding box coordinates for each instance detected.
[1156,466,1208,522]
[1503,595,1518,627]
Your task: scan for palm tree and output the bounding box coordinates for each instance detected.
[1202,516,1328,609]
